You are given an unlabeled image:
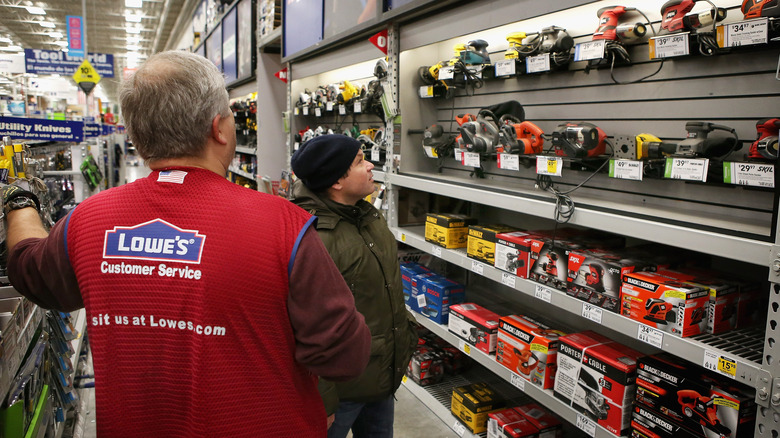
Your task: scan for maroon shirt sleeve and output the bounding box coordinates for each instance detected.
[7,216,83,311]
[288,227,371,381]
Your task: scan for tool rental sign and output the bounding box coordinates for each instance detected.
[24,49,114,78]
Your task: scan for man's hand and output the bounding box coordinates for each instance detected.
[2,180,41,216]
[327,414,335,429]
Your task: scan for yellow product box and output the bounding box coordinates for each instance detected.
[425,213,477,249]
[466,224,518,265]
[451,382,506,434]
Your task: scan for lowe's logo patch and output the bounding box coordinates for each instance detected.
[103,219,206,263]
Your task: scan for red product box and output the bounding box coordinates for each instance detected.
[515,403,563,438]
[620,271,709,338]
[487,408,539,438]
[567,249,649,314]
[406,345,443,387]
[494,231,536,278]
[495,315,565,389]
[553,331,643,437]
[631,404,700,438]
[448,303,501,354]
[657,269,740,335]
[528,237,581,291]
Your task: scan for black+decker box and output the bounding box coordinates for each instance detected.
[448,303,501,354]
[656,269,740,335]
[425,213,477,249]
[631,404,700,438]
[567,249,649,314]
[553,331,643,437]
[467,224,518,266]
[494,231,536,279]
[451,382,507,434]
[406,345,444,387]
[495,315,565,389]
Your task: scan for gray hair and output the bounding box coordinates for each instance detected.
[118,50,230,162]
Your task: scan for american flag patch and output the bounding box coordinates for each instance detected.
[157,170,187,184]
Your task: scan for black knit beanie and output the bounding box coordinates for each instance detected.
[291,135,361,192]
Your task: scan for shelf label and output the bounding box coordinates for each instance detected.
[510,372,526,391]
[339,105,347,115]
[302,106,309,116]
[417,294,427,309]
[498,153,520,170]
[326,101,334,111]
[495,59,516,77]
[637,324,664,348]
[431,245,442,257]
[536,156,562,176]
[718,18,768,48]
[397,231,406,242]
[462,151,481,167]
[294,107,299,116]
[703,350,738,378]
[471,260,484,275]
[649,33,690,59]
[534,284,553,303]
[581,303,603,324]
[609,159,643,181]
[419,86,434,98]
[439,66,455,80]
[354,100,362,113]
[723,162,774,188]
[574,39,606,61]
[371,146,381,162]
[576,413,597,437]
[664,158,709,182]
[423,145,438,158]
[314,107,322,117]
[458,339,472,355]
[293,142,300,151]
[452,420,467,437]
[501,273,516,288]
[526,53,551,74]
[454,149,463,161]
[402,374,407,383]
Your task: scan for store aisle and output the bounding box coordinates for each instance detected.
[125,161,151,183]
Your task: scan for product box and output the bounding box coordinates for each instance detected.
[467,224,518,265]
[515,403,563,438]
[448,303,501,354]
[487,408,539,438]
[528,237,580,290]
[494,231,536,278]
[398,248,434,266]
[635,353,756,438]
[425,213,477,249]
[631,405,700,438]
[418,276,466,324]
[554,331,643,437]
[451,382,507,434]
[567,249,649,314]
[620,271,709,338]
[656,269,740,335]
[439,344,472,374]
[400,262,431,303]
[495,315,565,389]
[408,271,439,313]
[406,345,444,387]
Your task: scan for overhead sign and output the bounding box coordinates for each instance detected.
[0,116,84,142]
[72,59,101,95]
[67,16,85,58]
[84,122,101,138]
[25,49,115,78]
[369,29,388,55]
[0,54,25,74]
[274,67,288,83]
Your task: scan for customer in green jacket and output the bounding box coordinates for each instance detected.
[291,135,418,438]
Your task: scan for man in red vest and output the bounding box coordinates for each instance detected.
[3,51,371,437]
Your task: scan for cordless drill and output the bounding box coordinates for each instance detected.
[748,118,780,160]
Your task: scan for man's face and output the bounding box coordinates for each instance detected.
[337,150,375,204]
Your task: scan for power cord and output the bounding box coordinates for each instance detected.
[610,8,665,85]
[697,0,722,56]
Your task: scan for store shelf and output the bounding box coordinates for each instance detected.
[388,173,772,266]
[373,170,385,183]
[70,308,87,360]
[258,27,281,50]
[401,376,482,438]
[408,311,616,438]
[227,166,257,181]
[0,285,21,299]
[235,145,257,155]
[392,225,767,390]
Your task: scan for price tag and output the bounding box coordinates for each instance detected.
[439,66,455,80]
[293,142,300,151]
[536,156,563,176]
[576,413,596,437]
[458,339,471,355]
[454,150,463,161]
[703,350,738,378]
[354,100,362,113]
[417,294,427,308]
[302,106,309,116]
[402,375,407,383]
[649,33,690,59]
[431,245,442,257]
[471,260,484,275]
[510,372,526,391]
[718,18,768,48]
[419,86,434,98]
[423,145,438,158]
[339,105,347,115]
[452,421,467,437]
[326,101,334,111]
[462,151,481,167]
[723,162,774,188]
[573,40,606,61]
[294,107,299,116]
[371,146,380,162]
[534,284,552,303]
[501,273,516,288]
[609,159,643,181]
[314,107,321,117]
[664,158,709,182]
[637,324,664,348]
[581,303,603,324]
[526,53,551,74]
[498,153,520,171]
[495,59,516,77]
[398,231,406,242]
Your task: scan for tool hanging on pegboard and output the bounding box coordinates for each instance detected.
[660,0,727,56]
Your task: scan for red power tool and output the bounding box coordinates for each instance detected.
[676,390,732,437]
[743,0,780,18]
[643,298,676,324]
[593,6,646,42]
[661,0,727,33]
[498,119,544,154]
[514,348,540,375]
[748,118,780,160]
[585,265,605,292]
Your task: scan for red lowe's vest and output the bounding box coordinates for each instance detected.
[65,168,322,437]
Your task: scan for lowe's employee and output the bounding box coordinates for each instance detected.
[291,135,418,438]
[4,51,371,437]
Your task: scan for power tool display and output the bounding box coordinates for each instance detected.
[660,0,727,55]
[742,0,780,18]
[748,118,780,160]
[587,6,649,72]
[497,117,544,155]
[455,110,500,155]
[551,122,608,158]
[504,26,574,70]
[419,40,492,95]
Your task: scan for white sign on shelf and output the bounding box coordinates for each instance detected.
[371,146,380,162]
[494,59,516,77]
[650,33,690,59]
[326,101,334,111]
[439,66,455,80]
[432,245,442,258]
[534,284,552,303]
[314,107,321,117]
[462,151,481,167]
[576,413,596,437]
[458,339,471,355]
[723,162,774,188]
[354,100,362,113]
[526,53,551,74]
[574,39,606,61]
[452,421,467,437]
[454,149,463,161]
[536,156,563,176]
[501,273,516,288]
[302,106,309,116]
[423,145,438,158]
[664,158,709,182]
[609,159,643,181]
[637,324,664,348]
[719,18,768,47]
[498,153,520,171]
[471,260,484,275]
[510,372,526,391]
[419,86,434,99]
[339,105,347,115]
[581,303,603,324]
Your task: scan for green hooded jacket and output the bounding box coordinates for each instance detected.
[291,180,418,414]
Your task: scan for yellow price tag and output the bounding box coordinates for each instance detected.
[463,344,471,355]
[401,234,406,242]
[546,159,558,174]
[717,356,737,377]
[402,375,407,383]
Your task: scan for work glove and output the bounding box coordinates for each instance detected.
[2,180,41,216]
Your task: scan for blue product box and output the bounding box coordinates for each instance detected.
[418,276,466,324]
[409,272,439,313]
[401,262,431,296]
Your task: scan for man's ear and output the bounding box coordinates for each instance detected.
[211,114,228,145]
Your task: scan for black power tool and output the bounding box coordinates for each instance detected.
[551,122,608,158]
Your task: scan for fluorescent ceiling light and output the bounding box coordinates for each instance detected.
[61,48,68,52]
[53,41,68,47]
[126,27,141,34]
[39,21,56,28]
[0,37,11,43]
[0,46,23,52]
[126,0,143,7]
[126,44,140,51]
[48,32,63,39]
[126,36,141,43]
[25,6,46,15]
[125,13,142,23]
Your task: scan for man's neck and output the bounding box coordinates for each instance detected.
[148,148,229,176]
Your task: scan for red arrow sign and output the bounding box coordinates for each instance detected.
[369,29,388,55]
[275,68,288,83]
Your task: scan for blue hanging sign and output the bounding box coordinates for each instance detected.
[84,123,101,138]
[67,16,85,58]
[0,116,84,142]
[25,50,115,78]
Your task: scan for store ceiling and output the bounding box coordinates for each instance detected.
[0,0,192,104]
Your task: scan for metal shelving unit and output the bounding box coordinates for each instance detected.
[235,145,256,155]
[227,166,257,181]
